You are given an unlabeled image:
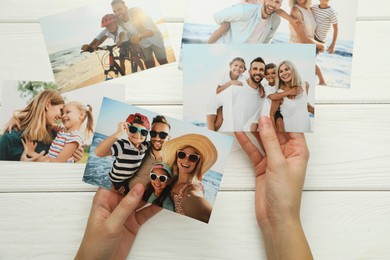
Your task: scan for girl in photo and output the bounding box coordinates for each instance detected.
[23,101,94,163]
[143,162,174,211]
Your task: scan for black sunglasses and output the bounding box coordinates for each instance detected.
[177,150,200,163]
[150,173,170,183]
[128,125,148,137]
[150,130,168,139]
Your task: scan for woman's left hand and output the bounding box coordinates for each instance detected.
[75,184,161,260]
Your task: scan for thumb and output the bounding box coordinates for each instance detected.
[108,183,144,228]
[259,116,284,163]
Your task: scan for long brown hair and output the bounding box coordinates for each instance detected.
[18,90,64,144]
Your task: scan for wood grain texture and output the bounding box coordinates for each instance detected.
[1,191,390,260]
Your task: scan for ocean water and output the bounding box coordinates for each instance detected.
[182,23,353,88]
[50,46,91,74]
[83,132,223,205]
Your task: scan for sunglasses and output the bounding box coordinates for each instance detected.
[150,172,170,183]
[177,150,200,163]
[150,130,169,139]
[128,125,148,137]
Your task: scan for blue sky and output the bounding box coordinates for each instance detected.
[94,97,234,173]
[184,0,358,42]
[182,44,316,124]
[40,0,170,54]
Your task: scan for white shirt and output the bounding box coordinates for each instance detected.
[207,80,264,131]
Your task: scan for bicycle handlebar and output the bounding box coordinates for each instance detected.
[80,44,117,53]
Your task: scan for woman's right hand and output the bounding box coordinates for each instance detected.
[20,139,45,162]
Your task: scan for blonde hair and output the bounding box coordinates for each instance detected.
[65,101,94,138]
[275,60,302,90]
[18,90,64,144]
[289,0,312,9]
[170,146,203,183]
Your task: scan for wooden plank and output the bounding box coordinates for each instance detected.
[0,191,390,259]
[1,104,389,192]
[0,0,389,22]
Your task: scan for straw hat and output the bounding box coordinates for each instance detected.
[161,134,218,178]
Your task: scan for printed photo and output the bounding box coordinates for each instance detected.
[0,80,125,163]
[183,44,316,133]
[40,0,176,93]
[181,0,358,88]
[83,97,233,223]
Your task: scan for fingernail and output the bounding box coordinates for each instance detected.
[260,116,271,128]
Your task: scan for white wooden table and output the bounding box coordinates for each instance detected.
[1,1,390,259]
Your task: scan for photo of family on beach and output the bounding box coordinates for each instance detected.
[40,0,176,93]
[0,80,125,163]
[181,0,358,88]
[183,44,315,133]
[83,98,233,223]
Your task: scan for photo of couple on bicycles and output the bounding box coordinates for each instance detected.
[40,0,176,93]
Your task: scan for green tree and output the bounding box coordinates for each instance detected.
[17,81,59,103]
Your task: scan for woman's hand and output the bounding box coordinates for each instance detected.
[20,139,45,162]
[3,114,21,134]
[235,116,312,259]
[76,184,161,260]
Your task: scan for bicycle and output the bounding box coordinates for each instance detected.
[82,44,140,81]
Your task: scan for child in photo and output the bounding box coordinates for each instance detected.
[206,57,246,131]
[23,102,94,163]
[208,0,300,43]
[311,0,338,85]
[94,112,150,194]
[142,162,175,211]
[82,14,145,74]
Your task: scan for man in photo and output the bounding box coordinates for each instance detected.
[206,57,266,132]
[212,0,284,43]
[128,115,171,189]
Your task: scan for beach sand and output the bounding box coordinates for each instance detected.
[55,47,176,93]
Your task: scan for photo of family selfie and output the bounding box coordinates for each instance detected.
[40,0,176,93]
[83,98,233,223]
[181,0,358,88]
[183,44,315,133]
[0,80,125,163]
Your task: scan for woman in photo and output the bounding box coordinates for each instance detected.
[162,134,217,223]
[0,90,65,161]
[270,60,314,133]
[289,0,325,85]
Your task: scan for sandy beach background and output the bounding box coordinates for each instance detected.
[53,46,175,94]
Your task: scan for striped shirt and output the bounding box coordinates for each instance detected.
[109,139,150,183]
[311,5,338,43]
[47,129,84,163]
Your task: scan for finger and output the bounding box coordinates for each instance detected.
[258,116,285,163]
[16,121,21,130]
[287,132,309,159]
[234,132,264,166]
[108,183,144,228]
[135,204,162,226]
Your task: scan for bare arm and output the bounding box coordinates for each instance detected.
[268,88,299,101]
[44,142,79,162]
[182,186,212,223]
[275,9,301,26]
[94,122,127,157]
[216,80,243,94]
[290,7,324,51]
[208,22,230,44]
[131,30,154,45]
[327,23,338,54]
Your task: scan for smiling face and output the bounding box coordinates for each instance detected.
[249,61,265,84]
[278,63,293,83]
[176,146,200,175]
[150,122,170,152]
[45,102,64,127]
[61,104,83,131]
[263,0,283,16]
[150,168,171,196]
[229,60,246,79]
[111,2,128,22]
[265,68,277,86]
[127,123,147,147]
[106,22,117,33]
